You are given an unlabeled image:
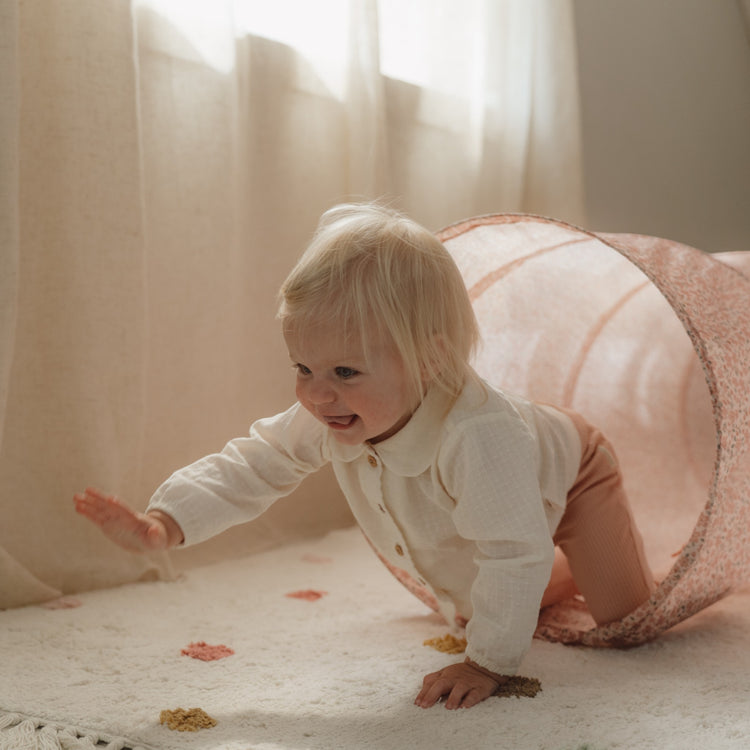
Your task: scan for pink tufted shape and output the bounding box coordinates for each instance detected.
[435,214,750,647]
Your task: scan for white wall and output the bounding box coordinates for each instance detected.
[573,0,750,252]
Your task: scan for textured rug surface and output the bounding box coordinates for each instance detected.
[2,527,749,750]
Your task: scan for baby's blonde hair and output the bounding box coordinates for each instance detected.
[278,202,480,404]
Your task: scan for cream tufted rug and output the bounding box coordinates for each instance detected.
[1,527,749,750]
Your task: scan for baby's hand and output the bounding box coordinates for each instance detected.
[415,657,507,710]
[73,488,180,552]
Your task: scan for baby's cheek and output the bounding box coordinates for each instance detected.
[295,383,308,407]
[299,401,317,418]
[297,395,325,426]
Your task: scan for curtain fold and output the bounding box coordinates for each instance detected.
[0,0,169,608]
[344,0,389,196]
[740,0,750,44]
[1,0,585,607]
[0,0,20,464]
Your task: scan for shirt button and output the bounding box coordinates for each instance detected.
[367,455,378,467]
[394,544,404,556]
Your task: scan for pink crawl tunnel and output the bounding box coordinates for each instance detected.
[437,214,750,647]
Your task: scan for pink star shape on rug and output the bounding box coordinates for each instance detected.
[285,589,328,601]
[181,641,235,661]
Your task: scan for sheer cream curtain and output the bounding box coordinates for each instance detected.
[741,0,750,42]
[0,0,585,608]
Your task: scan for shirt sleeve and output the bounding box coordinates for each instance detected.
[147,402,330,546]
[438,409,555,675]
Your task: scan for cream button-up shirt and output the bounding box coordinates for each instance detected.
[148,377,581,675]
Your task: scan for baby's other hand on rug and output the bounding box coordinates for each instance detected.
[415,657,507,710]
[73,487,182,552]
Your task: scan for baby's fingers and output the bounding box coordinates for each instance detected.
[415,661,504,710]
[448,685,488,710]
[72,488,160,551]
[83,487,111,502]
[74,489,124,521]
[73,490,108,520]
[415,672,450,708]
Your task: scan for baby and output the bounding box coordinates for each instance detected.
[75,202,654,710]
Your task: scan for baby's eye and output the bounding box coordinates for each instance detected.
[294,363,312,376]
[335,366,359,380]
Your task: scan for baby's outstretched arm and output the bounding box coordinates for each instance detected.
[415,658,508,710]
[73,487,184,552]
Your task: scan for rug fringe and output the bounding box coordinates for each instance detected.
[0,712,150,750]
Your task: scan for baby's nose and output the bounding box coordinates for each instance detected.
[305,380,336,404]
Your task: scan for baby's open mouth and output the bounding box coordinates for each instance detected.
[324,414,357,429]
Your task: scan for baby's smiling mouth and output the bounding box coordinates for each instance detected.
[323,414,357,429]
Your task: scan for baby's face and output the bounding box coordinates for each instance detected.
[283,321,419,445]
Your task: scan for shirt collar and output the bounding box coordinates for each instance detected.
[325,435,367,464]
[323,381,485,473]
[366,386,454,476]
[323,388,447,473]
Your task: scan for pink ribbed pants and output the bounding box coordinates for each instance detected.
[552,411,656,625]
